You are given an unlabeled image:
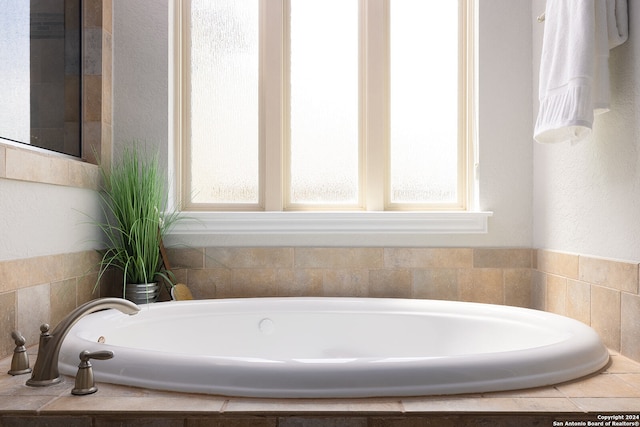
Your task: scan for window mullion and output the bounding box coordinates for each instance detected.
[179,0,192,211]
[462,0,477,211]
[263,0,285,211]
[457,0,468,210]
[363,0,387,211]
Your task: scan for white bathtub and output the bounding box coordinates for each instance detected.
[58,297,609,398]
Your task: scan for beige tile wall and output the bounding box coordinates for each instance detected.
[534,249,640,362]
[82,0,113,167]
[0,250,102,359]
[166,246,533,306]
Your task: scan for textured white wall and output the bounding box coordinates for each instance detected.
[532,0,640,261]
[112,0,169,173]
[474,0,533,247]
[0,178,101,261]
[113,0,534,247]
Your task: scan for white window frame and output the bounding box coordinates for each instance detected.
[170,0,491,237]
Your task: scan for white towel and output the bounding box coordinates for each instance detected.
[534,0,628,144]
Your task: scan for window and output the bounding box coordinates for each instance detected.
[177,0,475,213]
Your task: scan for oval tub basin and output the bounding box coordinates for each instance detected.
[58,297,609,398]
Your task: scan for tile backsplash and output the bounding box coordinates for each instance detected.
[165,247,533,306]
[0,250,102,359]
[534,249,640,362]
[2,247,639,366]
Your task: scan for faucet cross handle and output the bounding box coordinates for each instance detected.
[71,350,114,395]
[11,330,26,347]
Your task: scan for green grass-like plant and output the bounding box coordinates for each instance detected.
[95,144,179,297]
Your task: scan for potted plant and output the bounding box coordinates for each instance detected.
[94,144,179,303]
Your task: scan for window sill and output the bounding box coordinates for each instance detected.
[170,211,493,236]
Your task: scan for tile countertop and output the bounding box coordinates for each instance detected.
[0,348,639,420]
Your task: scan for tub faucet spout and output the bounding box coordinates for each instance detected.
[26,298,140,387]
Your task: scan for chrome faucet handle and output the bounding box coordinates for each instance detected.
[71,350,114,395]
[8,331,31,376]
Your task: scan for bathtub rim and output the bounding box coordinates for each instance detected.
[58,297,611,398]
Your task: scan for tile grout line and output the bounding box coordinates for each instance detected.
[563,395,590,414]
[612,372,640,391]
[549,385,590,413]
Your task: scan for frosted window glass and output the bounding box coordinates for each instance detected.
[189,0,259,204]
[0,0,30,143]
[289,0,359,205]
[389,0,459,204]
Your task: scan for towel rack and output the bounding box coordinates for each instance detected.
[537,12,545,23]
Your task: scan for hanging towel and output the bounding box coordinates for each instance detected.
[534,0,628,144]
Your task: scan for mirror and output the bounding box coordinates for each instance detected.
[0,0,82,157]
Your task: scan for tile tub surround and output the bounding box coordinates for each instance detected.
[0,250,104,360]
[165,247,534,307]
[163,246,640,364]
[0,348,639,425]
[3,247,640,365]
[2,247,640,424]
[534,249,640,363]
